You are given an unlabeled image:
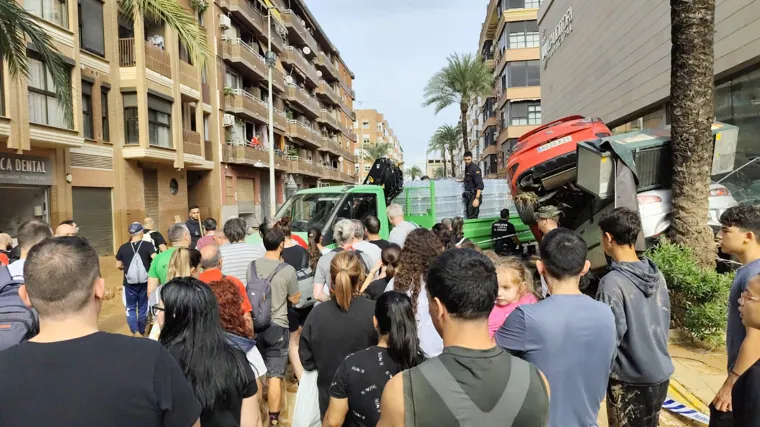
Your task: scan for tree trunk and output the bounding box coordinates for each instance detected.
[460,102,469,151]
[449,146,457,178]
[669,0,716,269]
[441,149,447,179]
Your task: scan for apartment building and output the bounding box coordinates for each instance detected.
[0,0,357,255]
[474,0,543,179]
[354,109,404,175]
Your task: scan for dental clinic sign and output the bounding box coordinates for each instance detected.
[0,154,54,185]
[541,6,573,69]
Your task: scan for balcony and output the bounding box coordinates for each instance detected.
[272,69,286,93]
[318,109,340,131]
[118,38,172,79]
[315,52,339,80]
[183,129,202,156]
[219,0,265,36]
[282,9,318,55]
[347,131,357,142]
[224,142,290,171]
[318,137,342,156]
[179,60,199,91]
[287,156,321,177]
[286,84,320,118]
[282,46,319,86]
[269,25,287,54]
[287,120,321,148]
[273,109,287,132]
[224,89,269,124]
[483,115,497,132]
[316,80,341,106]
[222,38,267,81]
[338,121,353,139]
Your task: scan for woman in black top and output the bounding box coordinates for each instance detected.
[361,243,401,300]
[300,251,378,417]
[156,277,258,427]
[324,291,425,427]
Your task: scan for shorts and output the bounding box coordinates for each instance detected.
[255,324,290,378]
[287,305,313,332]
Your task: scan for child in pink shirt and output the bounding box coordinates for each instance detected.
[488,256,539,338]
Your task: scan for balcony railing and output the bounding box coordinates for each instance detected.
[222,37,267,81]
[145,43,172,78]
[316,51,339,80]
[319,108,340,131]
[225,88,268,123]
[317,80,341,105]
[286,83,319,117]
[180,60,199,89]
[283,46,319,85]
[118,38,135,66]
[282,9,318,54]
[273,109,287,131]
[225,140,290,170]
[220,0,265,35]
[183,129,202,156]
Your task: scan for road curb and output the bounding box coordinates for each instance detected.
[669,377,710,414]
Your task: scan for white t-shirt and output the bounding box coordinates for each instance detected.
[7,259,25,280]
[353,240,382,268]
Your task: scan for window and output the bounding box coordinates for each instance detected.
[363,137,370,144]
[149,109,172,148]
[25,0,69,28]
[204,114,210,141]
[225,70,241,89]
[28,57,71,129]
[201,65,208,84]
[124,107,138,144]
[362,121,369,129]
[507,21,539,49]
[101,88,109,141]
[123,95,172,147]
[504,0,541,9]
[81,81,93,139]
[179,41,192,64]
[197,10,205,26]
[507,60,540,87]
[509,101,541,125]
[78,0,105,56]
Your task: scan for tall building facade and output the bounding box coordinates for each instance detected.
[538,0,760,204]
[473,0,544,179]
[0,0,356,256]
[354,109,403,176]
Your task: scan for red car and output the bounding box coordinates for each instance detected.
[506,116,612,195]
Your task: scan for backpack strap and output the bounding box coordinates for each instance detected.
[300,250,310,271]
[247,261,259,283]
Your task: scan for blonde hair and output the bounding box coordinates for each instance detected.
[493,256,536,299]
[330,251,366,311]
[166,248,201,282]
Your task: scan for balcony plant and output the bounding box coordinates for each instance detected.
[190,0,208,14]
[223,87,235,97]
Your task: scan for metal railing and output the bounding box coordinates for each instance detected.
[118,38,135,66]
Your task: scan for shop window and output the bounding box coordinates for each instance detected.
[78,0,105,57]
[507,60,540,88]
[101,88,109,141]
[507,21,539,49]
[81,81,93,139]
[25,0,69,28]
[509,101,541,125]
[28,57,72,129]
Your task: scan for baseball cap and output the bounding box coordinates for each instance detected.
[128,222,144,235]
[536,205,561,220]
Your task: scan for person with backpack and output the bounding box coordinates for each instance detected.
[247,226,301,426]
[116,223,157,336]
[313,219,374,303]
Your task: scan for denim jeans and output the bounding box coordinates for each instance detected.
[124,284,148,334]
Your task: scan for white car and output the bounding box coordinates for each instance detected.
[577,182,738,270]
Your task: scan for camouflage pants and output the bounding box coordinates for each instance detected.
[606,379,669,427]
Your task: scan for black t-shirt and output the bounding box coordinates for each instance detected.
[369,239,391,251]
[146,230,167,252]
[169,347,258,427]
[116,240,156,286]
[364,277,390,300]
[329,346,400,427]
[0,332,201,427]
[283,245,309,270]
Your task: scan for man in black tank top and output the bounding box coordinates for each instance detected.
[377,249,550,427]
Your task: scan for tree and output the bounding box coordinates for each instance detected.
[423,53,493,151]
[428,124,462,178]
[433,167,444,180]
[406,166,423,181]
[669,0,716,269]
[427,143,448,179]
[0,0,209,127]
[363,142,392,164]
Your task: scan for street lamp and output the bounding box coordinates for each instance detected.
[266,7,277,218]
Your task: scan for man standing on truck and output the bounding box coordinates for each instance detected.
[462,151,484,219]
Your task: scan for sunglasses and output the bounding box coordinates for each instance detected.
[150,305,165,316]
[739,291,760,306]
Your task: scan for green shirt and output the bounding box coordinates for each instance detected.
[148,247,177,284]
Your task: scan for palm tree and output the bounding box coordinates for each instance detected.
[0,0,209,126]
[433,167,444,180]
[363,142,392,164]
[406,166,423,181]
[429,124,462,178]
[669,0,716,269]
[423,53,493,151]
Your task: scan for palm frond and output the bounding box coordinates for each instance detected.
[363,142,392,162]
[423,52,493,119]
[0,0,73,125]
[120,0,210,67]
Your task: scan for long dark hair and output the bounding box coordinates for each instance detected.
[381,244,402,280]
[159,277,249,412]
[278,216,293,237]
[393,229,444,314]
[376,291,426,369]
[431,223,452,250]
[451,217,464,245]
[307,227,322,270]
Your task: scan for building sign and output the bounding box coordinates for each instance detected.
[541,6,573,69]
[0,154,54,186]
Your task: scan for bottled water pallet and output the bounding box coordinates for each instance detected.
[396,179,515,222]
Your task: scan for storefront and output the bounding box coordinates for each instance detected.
[0,153,54,236]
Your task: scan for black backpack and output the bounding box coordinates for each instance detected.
[0,266,39,352]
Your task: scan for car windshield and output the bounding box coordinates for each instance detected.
[275,193,343,233]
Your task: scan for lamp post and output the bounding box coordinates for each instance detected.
[266,8,276,217]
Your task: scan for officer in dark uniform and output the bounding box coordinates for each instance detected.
[462,151,485,219]
[492,208,518,256]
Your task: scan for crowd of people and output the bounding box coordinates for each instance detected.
[1,202,760,427]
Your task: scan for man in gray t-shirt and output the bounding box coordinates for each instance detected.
[387,203,417,248]
[313,219,373,302]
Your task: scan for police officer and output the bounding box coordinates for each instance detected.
[492,209,518,256]
[462,151,484,219]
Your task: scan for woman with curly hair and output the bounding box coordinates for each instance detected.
[385,228,445,357]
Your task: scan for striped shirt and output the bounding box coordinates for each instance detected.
[219,242,265,282]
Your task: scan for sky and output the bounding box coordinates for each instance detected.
[306,0,487,172]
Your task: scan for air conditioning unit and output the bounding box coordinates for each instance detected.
[219,14,231,29]
[223,114,235,127]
